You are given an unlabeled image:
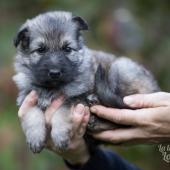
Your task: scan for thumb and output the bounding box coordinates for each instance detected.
[123,92,170,108]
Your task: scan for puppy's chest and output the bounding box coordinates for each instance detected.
[36,90,61,110]
[37,89,98,112]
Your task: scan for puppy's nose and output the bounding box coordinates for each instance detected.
[48,69,62,79]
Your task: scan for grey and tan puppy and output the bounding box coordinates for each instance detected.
[13,11,159,153]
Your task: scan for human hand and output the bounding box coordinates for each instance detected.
[18,91,90,165]
[90,92,170,145]
[45,103,90,165]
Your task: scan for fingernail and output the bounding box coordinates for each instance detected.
[30,91,37,100]
[123,96,134,105]
[90,107,97,113]
[30,90,36,96]
[75,104,84,114]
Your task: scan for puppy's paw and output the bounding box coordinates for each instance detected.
[26,126,46,153]
[86,94,99,106]
[51,128,70,151]
[50,106,72,151]
[21,107,46,153]
[87,114,118,132]
[28,138,45,153]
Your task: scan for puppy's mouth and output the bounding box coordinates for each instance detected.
[32,80,66,89]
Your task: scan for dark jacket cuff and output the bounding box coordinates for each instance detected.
[64,147,141,170]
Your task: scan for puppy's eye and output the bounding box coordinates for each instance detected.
[36,46,47,54]
[62,46,73,53]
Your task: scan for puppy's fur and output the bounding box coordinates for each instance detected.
[13,11,159,153]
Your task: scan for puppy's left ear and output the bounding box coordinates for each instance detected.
[72,16,89,31]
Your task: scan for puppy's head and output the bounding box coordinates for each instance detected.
[14,11,88,89]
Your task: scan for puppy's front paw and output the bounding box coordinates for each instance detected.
[50,107,72,151]
[51,128,70,151]
[21,107,46,153]
[26,125,46,153]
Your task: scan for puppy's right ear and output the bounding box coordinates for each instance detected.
[14,27,30,49]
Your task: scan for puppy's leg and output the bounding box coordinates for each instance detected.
[21,106,46,153]
[51,107,72,151]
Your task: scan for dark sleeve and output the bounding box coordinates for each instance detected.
[65,147,141,170]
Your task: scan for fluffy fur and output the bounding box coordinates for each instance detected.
[13,11,159,153]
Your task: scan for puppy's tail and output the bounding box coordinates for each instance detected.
[95,64,129,109]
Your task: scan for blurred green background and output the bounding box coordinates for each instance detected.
[0,0,170,170]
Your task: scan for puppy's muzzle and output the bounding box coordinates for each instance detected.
[48,69,62,80]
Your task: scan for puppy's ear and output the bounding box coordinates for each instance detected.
[14,27,30,49]
[72,16,89,31]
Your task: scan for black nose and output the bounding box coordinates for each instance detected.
[48,69,62,79]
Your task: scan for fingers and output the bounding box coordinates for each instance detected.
[92,128,140,144]
[71,105,90,138]
[124,92,170,108]
[18,91,37,118]
[91,105,139,125]
[67,106,89,153]
[45,96,64,125]
[71,104,86,134]
[76,107,90,138]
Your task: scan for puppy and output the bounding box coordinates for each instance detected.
[13,11,159,153]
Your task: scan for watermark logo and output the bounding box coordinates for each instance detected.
[158,144,170,163]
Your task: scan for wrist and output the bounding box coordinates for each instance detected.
[66,142,90,165]
[66,153,90,165]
